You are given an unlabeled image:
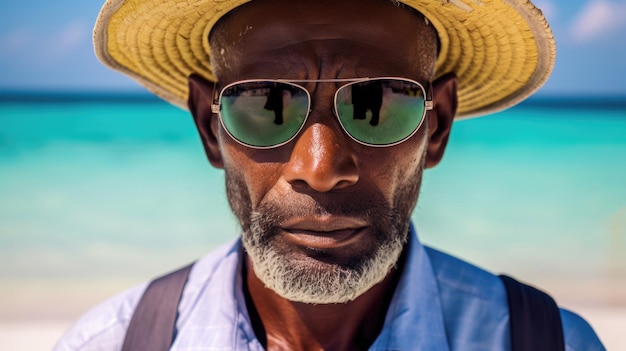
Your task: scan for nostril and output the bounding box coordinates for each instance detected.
[288,179,311,191]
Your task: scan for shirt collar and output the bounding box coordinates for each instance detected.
[228,224,450,350]
[369,224,449,351]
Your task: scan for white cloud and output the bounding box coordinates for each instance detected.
[57,21,89,52]
[570,0,626,42]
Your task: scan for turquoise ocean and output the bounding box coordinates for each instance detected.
[1,95,625,322]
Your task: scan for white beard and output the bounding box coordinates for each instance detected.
[242,214,406,304]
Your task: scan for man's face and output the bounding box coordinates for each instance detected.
[195,0,451,303]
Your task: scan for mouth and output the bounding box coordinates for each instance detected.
[279,217,368,250]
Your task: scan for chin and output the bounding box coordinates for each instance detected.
[243,225,406,304]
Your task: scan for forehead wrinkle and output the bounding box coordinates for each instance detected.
[209,1,438,81]
[217,36,432,81]
[233,19,423,56]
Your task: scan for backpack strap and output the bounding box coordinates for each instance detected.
[499,275,565,351]
[122,263,194,351]
[122,263,565,351]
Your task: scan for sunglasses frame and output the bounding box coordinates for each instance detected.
[211,77,433,149]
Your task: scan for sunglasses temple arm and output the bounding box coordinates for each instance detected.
[211,81,221,114]
[425,81,433,111]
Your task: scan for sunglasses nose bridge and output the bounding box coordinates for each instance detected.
[303,82,348,130]
[305,104,348,145]
[307,81,338,111]
[295,83,358,148]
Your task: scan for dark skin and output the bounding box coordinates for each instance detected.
[188,0,458,349]
[243,252,404,350]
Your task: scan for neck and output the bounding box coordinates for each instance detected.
[243,254,404,351]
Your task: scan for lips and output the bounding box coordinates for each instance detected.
[279,216,368,249]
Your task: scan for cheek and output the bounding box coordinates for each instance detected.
[219,138,285,208]
[363,131,428,197]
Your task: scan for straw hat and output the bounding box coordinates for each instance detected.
[94,0,555,119]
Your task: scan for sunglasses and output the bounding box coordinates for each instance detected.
[210,77,432,149]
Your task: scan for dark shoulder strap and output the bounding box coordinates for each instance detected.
[499,275,565,351]
[122,263,194,351]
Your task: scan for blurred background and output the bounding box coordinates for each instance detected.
[1,0,625,349]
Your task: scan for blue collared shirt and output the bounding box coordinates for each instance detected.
[55,227,604,350]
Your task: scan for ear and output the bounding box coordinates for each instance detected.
[425,72,457,168]
[188,74,224,169]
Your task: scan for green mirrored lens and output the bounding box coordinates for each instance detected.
[220,81,309,147]
[336,79,425,145]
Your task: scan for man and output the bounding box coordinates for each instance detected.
[56,0,604,350]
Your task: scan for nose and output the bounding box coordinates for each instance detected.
[283,120,359,192]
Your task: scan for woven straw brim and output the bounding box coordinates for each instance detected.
[94,0,555,119]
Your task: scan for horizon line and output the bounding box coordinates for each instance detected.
[1,90,625,110]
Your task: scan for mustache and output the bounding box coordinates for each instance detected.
[252,191,394,224]
[246,193,400,252]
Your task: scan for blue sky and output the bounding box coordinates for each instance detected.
[1,0,625,96]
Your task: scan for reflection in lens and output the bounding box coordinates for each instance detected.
[351,81,383,126]
[336,79,425,146]
[221,82,309,147]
